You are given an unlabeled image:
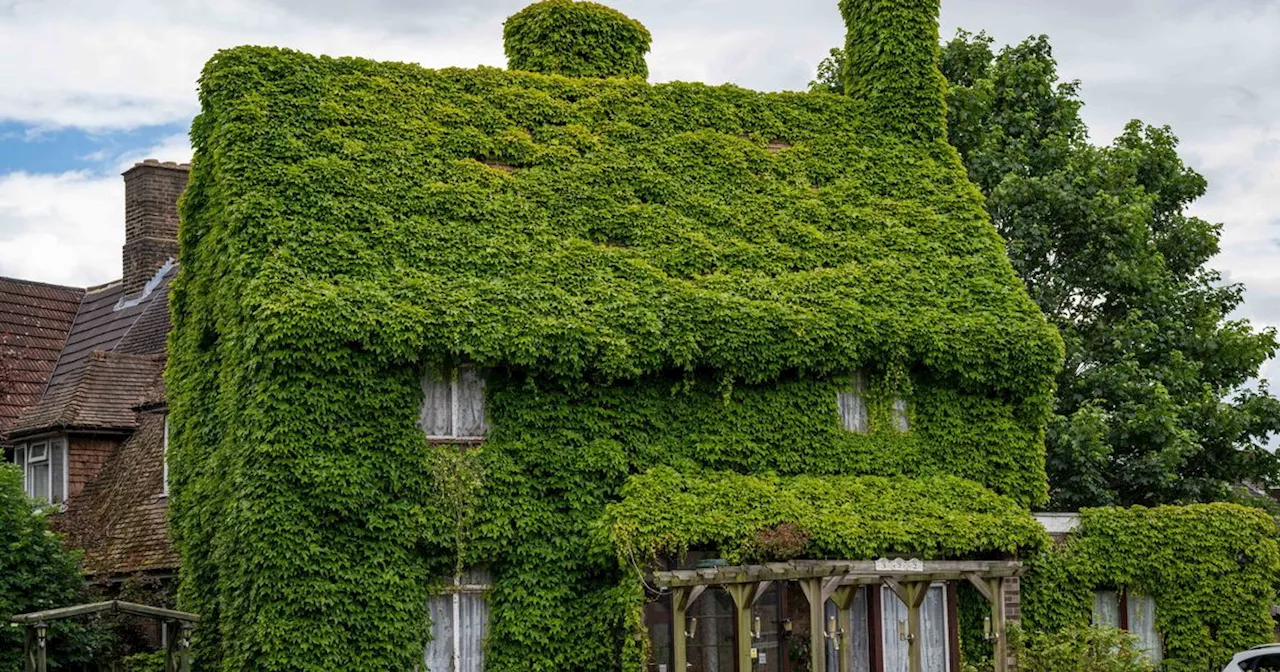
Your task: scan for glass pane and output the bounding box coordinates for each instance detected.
[850,586,871,672]
[1126,593,1161,664]
[838,392,868,433]
[51,441,65,504]
[28,442,47,461]
[29,461,50,502]
[456,367,487,438]
[921,586,947,672]
[1091,591,1120,628]
[882,586,909,672]
[458,592,489,672]
[892,399,910,432]
[753,583,781,672]
[421,370,454,438]
[689,588,735,672]
[424,596,453,672]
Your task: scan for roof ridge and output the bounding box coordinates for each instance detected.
[0,276,86,293]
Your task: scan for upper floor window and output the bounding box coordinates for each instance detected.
[838,371,910,434]
[420,365,487,441]
[10,437,68,506]
[838,370,869,434]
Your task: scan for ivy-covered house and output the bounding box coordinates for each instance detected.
[165,0,1279,671]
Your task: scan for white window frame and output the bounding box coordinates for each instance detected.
[838,370,870,434]
[10,437,68,506]
[421,365,487,442]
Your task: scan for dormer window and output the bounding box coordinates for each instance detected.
[420,365,488,441]
[10,437,68,506]
[838,370,869,434]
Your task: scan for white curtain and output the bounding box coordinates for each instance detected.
[456,367,487,438]
[1126,593,1162,665]
[423,570,490,672]
[826,587,872,672]
[882,585,948,672]
[420,370,453,437]
[1092,591,1120,628]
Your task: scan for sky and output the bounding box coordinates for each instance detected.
[0,0,1278,380]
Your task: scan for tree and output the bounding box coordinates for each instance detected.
[0,464,92,669]
[811,33,1280,508]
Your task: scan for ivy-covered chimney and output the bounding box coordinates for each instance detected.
[122,160,189,294]
[503,0,651,79]
[840,0,948,142]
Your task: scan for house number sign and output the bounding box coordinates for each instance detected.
[875,557,925,572]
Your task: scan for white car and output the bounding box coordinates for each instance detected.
[1225,644,1280,671]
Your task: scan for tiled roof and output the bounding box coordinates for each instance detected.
[11,352,165,436]
[12,263,174,437]
[0,277,84,438]
[55,412,178,574]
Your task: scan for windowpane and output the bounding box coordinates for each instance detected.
[51,440,65,504]
[421,369,454,438]
[1091,591,1120,628]
[424,596,454,671]
[29,460,50,502]
[892,399,910,432]
[455,367,487,439]
[458,592,489,672]
[1126,593,1161,664]
[882,585,948,672]
[13,446,25,485]
[839,370,869,433]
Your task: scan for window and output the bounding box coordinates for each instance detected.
[1091,589,1161,664]
[838,370,869,434]
[883,584,949,672]
[162,415,170,497]
[1245,653,1280,671]
[424,569,491,672]
[10,438,67,506]
[420,366,487,441]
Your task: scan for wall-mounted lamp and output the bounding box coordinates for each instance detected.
[826,616,844,651]
[36,622,48,650]
[751,616,762,639]
[897,620,914,643]
[782,618,793,635]
[685,618,698,639]
[983,616,995,641]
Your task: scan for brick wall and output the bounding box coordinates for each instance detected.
[1003,576,1021,625]
[122,160,189,294]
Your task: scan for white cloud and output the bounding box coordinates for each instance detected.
[0,134,192,286]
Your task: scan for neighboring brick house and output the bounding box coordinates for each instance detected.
[1,160,188,579]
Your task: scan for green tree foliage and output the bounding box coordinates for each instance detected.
[0,464,90,669]
[503,0,651,79]
[813,32,1280,508]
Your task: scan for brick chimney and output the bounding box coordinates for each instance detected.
[122,160,190,294]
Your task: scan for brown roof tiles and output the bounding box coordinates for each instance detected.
[0,277,84,438]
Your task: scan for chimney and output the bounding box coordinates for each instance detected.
[122,160,189,294]
[840,0,947,143]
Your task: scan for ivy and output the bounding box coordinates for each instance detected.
[167,1,1063,669]
[504,0,651,79]
[1022,504,1280,671]
[602,467,1049,566]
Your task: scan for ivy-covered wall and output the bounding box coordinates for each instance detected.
[165,1,1067,670]
[1022,504,1280,671]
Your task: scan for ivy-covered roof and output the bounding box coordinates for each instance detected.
[185,45,1061,393]
[602,467,1049,564]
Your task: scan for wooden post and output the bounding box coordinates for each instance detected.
[832,586,859,672]
[23,626,35,672]
[906,584,927,672]
[797,577,827,672]
[725,584,756,672]
[988,578,1006,672]
[672,587,706,672]
[35,622,47,672]
[179,622,193,672]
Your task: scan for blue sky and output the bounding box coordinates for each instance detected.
[0,0,1278,385]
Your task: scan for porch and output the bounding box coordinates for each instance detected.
[645,558,1023,672]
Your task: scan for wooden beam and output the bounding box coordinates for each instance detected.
[832,586,859,672]
[799,578,828,672]
[725,584,756,672]
[988,578,1007,672]
[965,573,993,602]
[672,588,689,672]
[652,559,1025,588]
[9,600,200,625]
[906,584,924,672]
[882,577,910,607]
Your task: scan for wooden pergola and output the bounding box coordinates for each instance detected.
[10,600,200,672]
[652,558,1023,672]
